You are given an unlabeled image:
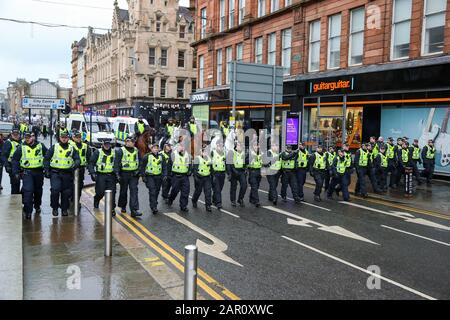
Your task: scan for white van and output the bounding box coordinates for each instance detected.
[66,113,116,147]
[110,116,149,146]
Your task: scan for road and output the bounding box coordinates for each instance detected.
[81,176,450,300]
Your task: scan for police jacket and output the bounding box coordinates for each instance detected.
[88,147,114,175]
[134,121,149,135]
[421,145,436,163]
[113,146,140,175]
[12,142,48,175]
[140,152,167,177]
[397,148,413,167]
[280,150,298,169]
[353,149,371,169]
[71,141,91,167]
[226,149,246,175]
[44,142,80,173]
[192,155,212,178]
[167,151,192,176]
[1,138,21,166]
[309,152,328,172]
[331,155,351,176]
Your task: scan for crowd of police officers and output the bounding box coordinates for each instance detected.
[0,117,437,220]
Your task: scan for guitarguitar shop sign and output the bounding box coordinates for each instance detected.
[308,77,355,95]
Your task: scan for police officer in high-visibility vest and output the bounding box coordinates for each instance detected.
[309,145,327,202]
[280,144,301,203]
[211,140,226,209]
[167,143,191,213]
[410,139,422,185]
[221,120,230,140]
[20,121,29,137]
[327,149,351,201]
[366,143,382,193]
[374,145,389,192]
[134,115,149,139]
[385,137,398,188]
[354,143,370,198]
[324,146,336,192]
[165,118,175,140]
[1,128,22,194]
[421,139,435,185]
[393,137,405,186]
[44,131,80,216]
[335,143,353,197]
[140,144,166,215]
[246,142,262,207]
[295,142,309,202]
[161,143,173,203]
[70,130,91,203]
[12,132,47,219]
[192,146,213,212]
[263,143,281,205]
[188,116,198,137]
[397,141,413,186]
[226,142,247,207]
[114,136,141,217]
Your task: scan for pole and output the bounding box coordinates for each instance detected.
[232,61,237,121]
[184,245,198,300]
[49,110,53,147]
[343,95,347,146]
[73,168,80,216]
[271,65,276,132]
[104,190,113,257]
[89,106,93,147]
[28,109,31,125]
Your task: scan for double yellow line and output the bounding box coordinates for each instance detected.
[115,213,240,300]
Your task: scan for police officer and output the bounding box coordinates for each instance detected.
[20,120,29,137]
[280,144,301,203]
[410,139,422,185]
[309,145,327,202]
[188,116,198,137]
[88,140,116,215]
[192,146,212,212]
[263,143,281,205]
[167,143,191,213]
[134,115,149,138]
[70,130,91,203]
[327,149,351,202]
[422,139,435,185]
[12,132,47,219]
[44,131,80,216]
[141,144,165,214]
[2,129,22,194]
[354,143,369,198]
[366,143,382,193]
[161,143,173,203]
[165,118,175,140]
[397,141,413,187]
[227,142,247,207]
[385,137,398,188]
[374,145,389,192]
[393,137,404,186]
[369,136,379,158]
[211,140,226,210]
[295,142,308,202]
[246,141,262,207]
[324,146,336,192]
[220,120,230,140]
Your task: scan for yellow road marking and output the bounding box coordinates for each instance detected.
[120,213,241,300]
[144,257,160,262]
[115,214,225,300]
[150,261,165,267]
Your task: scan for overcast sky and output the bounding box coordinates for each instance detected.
[0,0,189,90]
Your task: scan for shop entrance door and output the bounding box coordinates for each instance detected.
[251,120,264,134]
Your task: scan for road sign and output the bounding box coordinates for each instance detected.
[22,97,66,110]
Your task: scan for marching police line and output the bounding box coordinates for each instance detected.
[1,124,437,220]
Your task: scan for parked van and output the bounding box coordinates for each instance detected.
[66,113,115,147]
[110,116,149,146]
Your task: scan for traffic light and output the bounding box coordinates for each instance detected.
[61,102,71,115]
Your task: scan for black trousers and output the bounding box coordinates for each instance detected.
[95,173,116,207]
[412,160,422,183]
[0,164,3,186]
[324,170,331,191]
[146,175,162,211]
[192,175,212,207]
[423,160,435,182]
[50,170,73,211]
[328,173,350,201]
[9,171,21,194]
[377,168,388,190]
[387,160,397,187]
[169,174,190,209]
[230,171,247,202]
[118,171,139,213]
[313,170,326,196]
[355,167,368,195]
[22,169,44,215]
[162,175,172,199]
[368,167,381,192]
[281,170,299,200]
[295,168,307,198]
[212,172,225,206]
[248,169,262,204]
[267,171,281,202]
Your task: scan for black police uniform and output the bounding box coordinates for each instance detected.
[280,149,301,202]
[88,147,117,211]
[2,137,22,194]
[327,155,351,201]
[192,155,213,211]
[114,146,140,215]
[161,150,172,201]
[226,149,247,206]
[263,149,282,205]
[211,149,226,208]
[309,151,328,200]
[246,149,262,206]
[167,150,191,211]
[140,151,166,213]
[422,145,436,183]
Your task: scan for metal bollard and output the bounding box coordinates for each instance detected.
[73,168,80,216]
[184,245,198,300]
[104,190,113,257]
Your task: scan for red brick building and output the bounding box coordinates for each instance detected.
[190,0,450,173]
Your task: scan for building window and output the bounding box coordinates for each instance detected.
[156,17,161,32]
[238,0,245,24]
[199,55,204,88]
[308,20,321,72]
[349,7,365,66]
[422,0,446,55]
[216,49,223,85]
[193,50,197,68]
[180,25,185,38]
[391,0,412,60]
[220,0,225,32]
[149,47,156,65]
[271,0,279,13]
[258,0,265,18]
[236,43,243,61]
[267,33,276,65]
[328,14,341,69]
[160,49,168,66]
[160,79,166,97]
[229,0,235,28]
[201,8,207,39]
[178,50,185,68]
[191,79,197,93]
[226,46,233,84]
[255,37,263,64]
[148,78,154,97]
[285,0,291,6]
[177,79,184,98]
[282,28,292,75]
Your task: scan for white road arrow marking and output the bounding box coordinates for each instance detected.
[258,189,331,212]
[163,212,243,267]
[341,202,450,232]
[264,206,378,245]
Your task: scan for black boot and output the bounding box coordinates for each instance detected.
[180,207,189,213]
[94,199,99,209]
[206,206,212,212]
[62,211,69,217]
[35,207,41,215]
[231,201,236,207]
[238,199,245,207]
[52,209,59,217]
[192,200,197,208]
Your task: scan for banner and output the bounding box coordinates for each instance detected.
[285,117,299,145]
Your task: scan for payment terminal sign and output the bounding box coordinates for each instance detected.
[285,118,299,145]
